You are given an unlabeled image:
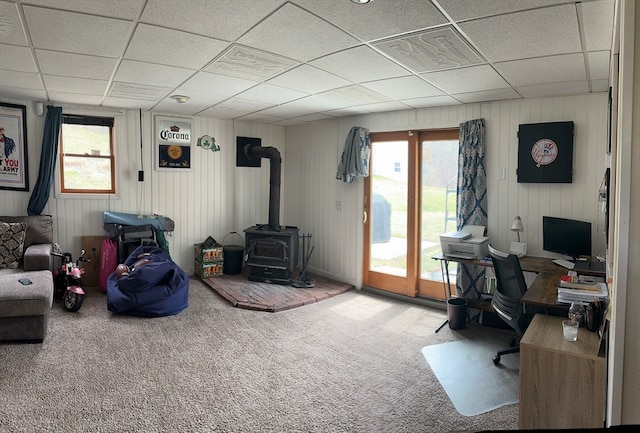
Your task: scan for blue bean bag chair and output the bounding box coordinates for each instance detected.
[106,245,189,317]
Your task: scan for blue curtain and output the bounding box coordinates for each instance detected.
[336,126,370,183]
[456,118,487,322]
[27,106,62,216]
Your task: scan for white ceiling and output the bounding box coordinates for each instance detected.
[0,0,615,125]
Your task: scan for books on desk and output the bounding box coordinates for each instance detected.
[557,281,608,304]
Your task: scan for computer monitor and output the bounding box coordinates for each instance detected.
[542,216,592,259]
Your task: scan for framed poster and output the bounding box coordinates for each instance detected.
[0,102,29,191]
[155,116,192,171]
[517,121,574,183]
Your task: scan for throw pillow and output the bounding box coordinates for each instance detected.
[0,222,27,269]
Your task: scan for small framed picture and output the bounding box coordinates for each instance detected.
[0,102,29,191]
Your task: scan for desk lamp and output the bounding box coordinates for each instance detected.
[510,216,527,257]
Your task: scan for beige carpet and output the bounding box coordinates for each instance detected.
[0,278,518,432]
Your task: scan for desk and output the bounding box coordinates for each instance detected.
[519,314,606,429]
[432,254,605,330]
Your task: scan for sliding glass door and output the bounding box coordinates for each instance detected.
[363,129,459,299]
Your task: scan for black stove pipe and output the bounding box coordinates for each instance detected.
[244,144,282,231]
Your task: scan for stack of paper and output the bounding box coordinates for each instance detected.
[557,282,608,304]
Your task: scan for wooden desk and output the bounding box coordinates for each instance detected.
[432,253,604,311]
[519,314,606,429]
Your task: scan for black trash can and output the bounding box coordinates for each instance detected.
[447,297,468,330]
[223,232,244,275]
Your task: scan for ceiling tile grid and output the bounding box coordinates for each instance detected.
[0,0,615,125]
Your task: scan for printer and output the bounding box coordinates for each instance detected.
[439,225,490,260]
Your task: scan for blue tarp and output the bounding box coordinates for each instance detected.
[103,211,174,232]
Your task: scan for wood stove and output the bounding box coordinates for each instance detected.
[244,225,299,284]
[238,140,299,285]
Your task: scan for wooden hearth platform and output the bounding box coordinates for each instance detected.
[201,268,354,312]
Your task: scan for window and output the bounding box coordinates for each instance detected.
[60,114,115,194]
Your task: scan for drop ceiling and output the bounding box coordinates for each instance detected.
[0,0,615,125]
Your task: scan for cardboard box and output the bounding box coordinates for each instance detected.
[81,236,105,287]
[194,242,223,264]
[195,259,223,279]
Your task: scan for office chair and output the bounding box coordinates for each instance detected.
[488,244,533,365]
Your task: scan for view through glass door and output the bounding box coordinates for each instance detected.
[363,129,459,299]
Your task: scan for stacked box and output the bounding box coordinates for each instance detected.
[195,242,223,263]
[195,260,223,279]
[194,242,224,278]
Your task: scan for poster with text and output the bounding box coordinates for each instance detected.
[0,103,29,191]
[155,116,192,171]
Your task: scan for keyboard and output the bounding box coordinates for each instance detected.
[552,258,575,269]
[574,260,606,273]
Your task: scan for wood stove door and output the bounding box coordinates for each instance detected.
[363,129,459,300]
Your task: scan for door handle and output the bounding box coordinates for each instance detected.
[363,209,368,224]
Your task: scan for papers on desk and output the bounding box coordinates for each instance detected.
[557,282,608,304]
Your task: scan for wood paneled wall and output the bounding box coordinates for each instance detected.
[1,93,606,285]
[286,93,608,288]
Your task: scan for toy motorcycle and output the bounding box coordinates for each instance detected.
[51,244,90,312]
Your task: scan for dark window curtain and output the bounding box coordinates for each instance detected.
[27,106,62,216]
[456,118,487,322]
[336,126,370,183]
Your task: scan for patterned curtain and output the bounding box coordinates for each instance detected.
[456,119,487,322]
[27,106,62,215]
[336,126,370,183]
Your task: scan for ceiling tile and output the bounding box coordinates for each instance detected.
[108,82,172,100]
[323,107,371,117]
[114,60,195,87]
[49,92,104,105]
[23,6,132,57]
[292,0,448,41]
[238,3,359,62]
[362,76,444,100]
[153,100,210,115]
[591,79,609,92]
[140,0,286,41]
[0,1,28,45]
[373,27,484,73]
[236,113,286,124]
[436,0,574,21]
[421,65,510,94]
[516,81,589,98]
[0,70,43,90]
[199,99,274,119]
[495,54,586,87]
[310,45,410,83]
[234,84,308,105]
[580,0,615,51]
[588,51,611,80]
[205,45,298,81]
[0,44,37,72]
[125,24,229,69]
[353,101,413,113]
[272,94,349,112]
[452,88,521,104]
[268,65,351,94]
[36,50,116,79]
[43,75,108,95]
[178,72,257,99]
[24,0,145,20]
[400,95,461,108]
[0,86,46,101]
[102,96,157,110]
[459,4,582,62]
[319,85,389,106]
